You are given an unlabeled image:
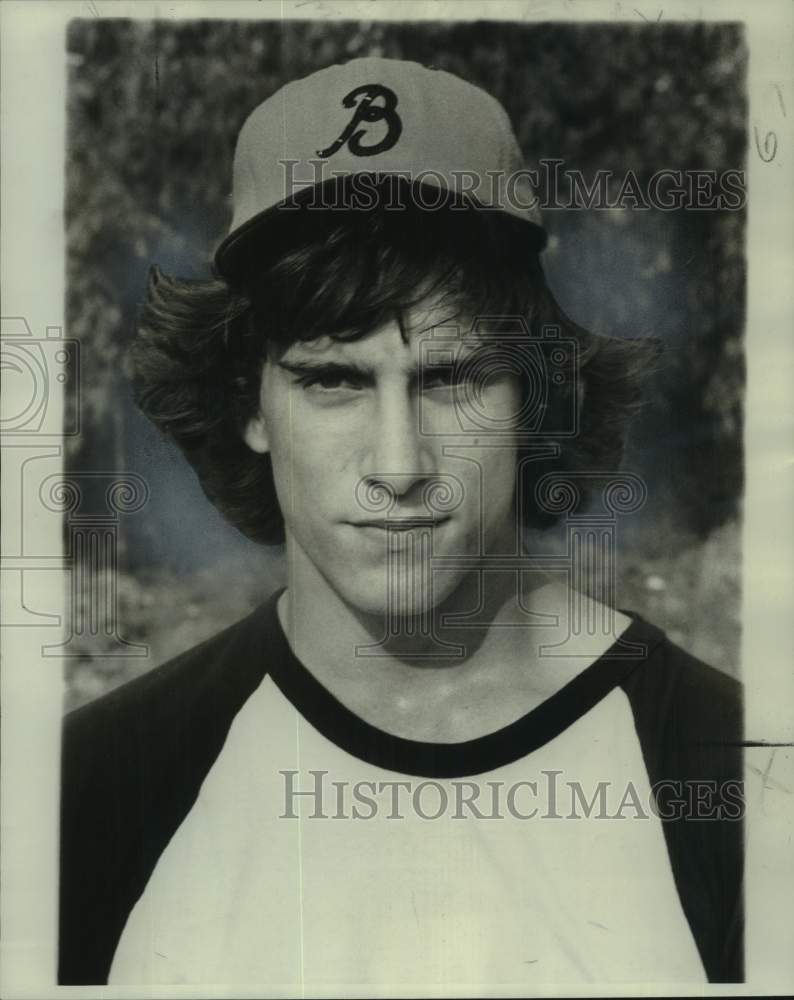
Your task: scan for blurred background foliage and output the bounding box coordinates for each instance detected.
[64,18,746,711]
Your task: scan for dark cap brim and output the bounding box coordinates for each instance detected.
[214,175,547,283]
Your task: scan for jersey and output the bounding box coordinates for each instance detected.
[58,589,744,984]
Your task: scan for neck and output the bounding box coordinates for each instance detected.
[278,531,569,685]
[275,534,631,742]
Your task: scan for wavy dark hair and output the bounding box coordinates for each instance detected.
[131,190,649,544]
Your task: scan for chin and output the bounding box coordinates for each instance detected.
[333,566,457,621]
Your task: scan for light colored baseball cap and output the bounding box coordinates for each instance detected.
[215,57,546,279]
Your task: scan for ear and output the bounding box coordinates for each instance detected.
[243,413,270,454]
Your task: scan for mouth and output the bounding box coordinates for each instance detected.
[351,516,450,532]
[348,517,451,548]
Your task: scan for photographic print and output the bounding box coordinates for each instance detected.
[1,2,792,997]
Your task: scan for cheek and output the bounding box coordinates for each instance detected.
[266,418,357,516]
[444,447,517,530]
[480,447,519,500]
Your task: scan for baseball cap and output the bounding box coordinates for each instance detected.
[214,57,546,280]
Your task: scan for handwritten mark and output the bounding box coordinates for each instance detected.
[773,84,786,117]
[294,0,343,15]
[633,7,663,21]
[753,125,778,163]
[761,749,777,792]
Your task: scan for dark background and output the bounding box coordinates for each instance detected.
[63,18,746,709]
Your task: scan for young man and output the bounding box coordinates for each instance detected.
[59,57,743,986]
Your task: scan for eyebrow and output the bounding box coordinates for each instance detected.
[277,359,376,380]
[276,340,500,379]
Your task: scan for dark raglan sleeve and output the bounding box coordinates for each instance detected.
[620,634,744,983]
[58,602,273,985]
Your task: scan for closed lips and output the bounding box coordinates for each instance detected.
[353,518,449,529]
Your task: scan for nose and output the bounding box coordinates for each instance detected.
[361,383,436,501]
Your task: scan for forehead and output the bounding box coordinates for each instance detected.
[273,300,493,366]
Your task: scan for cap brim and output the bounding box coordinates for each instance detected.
[214,175,546,283]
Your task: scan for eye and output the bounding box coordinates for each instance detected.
[295,370,366,394]
[422,364,474,390]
